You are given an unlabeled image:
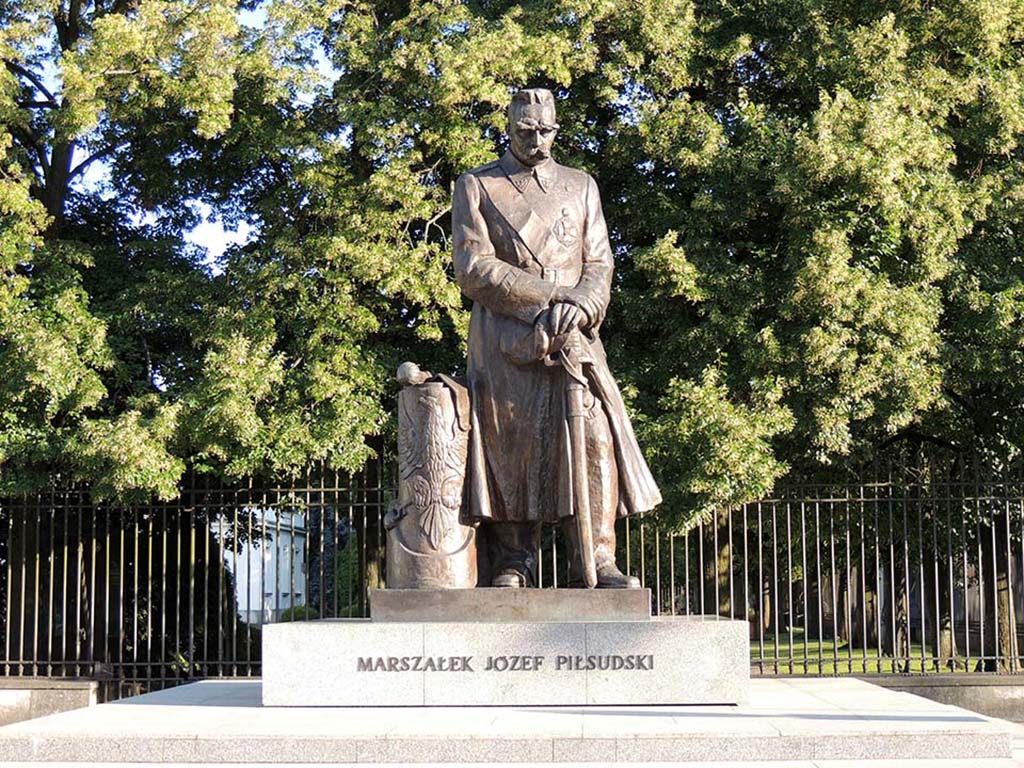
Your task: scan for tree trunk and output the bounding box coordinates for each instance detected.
[882,564,911,672]
[935,554,960,670]
[994,512,1019,672]
[355,458,386,615]
[837,569,850,646]
[716,512,732,618]
[848,560,881,651]
[42,139,74,240]
[700,520,716,617]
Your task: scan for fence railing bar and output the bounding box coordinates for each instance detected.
[217,509,226,678]
[977,500,985,671]
[800,500,809,675]
[698,515,705,617]
[117,508,125,682]
[1018,495,1024,672]
[844,490,852,675]
[858,487,867,674]
[873,487,882,673]
[814,500,823,675]
[785,500,794,675]
[684,526,691,616]
[4,453,1024,699]
[991,503,1000,669]
[17,500,28,675]
[757,502,764,674]
[946,495,955,672]
[931,497,939,672]
[624,516,631,581]
[921,489,929,675]
[654,524,661,615]
[62,504,71,678]
[828,503,838,674]
[32,502,41,676]
[963,494,971,670]
[771,503,780,675]
[668,532,676,616]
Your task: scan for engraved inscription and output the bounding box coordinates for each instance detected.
[356,656,475,672]
[355,653,654,672]
[484,655,544,671]
[554,654,654,671]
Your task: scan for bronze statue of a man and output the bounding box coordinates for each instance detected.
[452,88,661,588]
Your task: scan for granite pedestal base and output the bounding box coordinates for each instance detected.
[263,614,748,706]
[264,588,748,707]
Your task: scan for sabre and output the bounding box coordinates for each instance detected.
[555,328,598,589]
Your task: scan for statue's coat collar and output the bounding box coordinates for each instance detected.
[499,150,556,193]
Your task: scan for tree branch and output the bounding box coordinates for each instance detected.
[3,60,58,106]
[424,204,450,249]
[68,142,128,182]
[68,0,82,47]
[16,99,58,109]
[942,385,974,416]
[878,428,961,455]
[111,0,142,16]
[10,126,50,178]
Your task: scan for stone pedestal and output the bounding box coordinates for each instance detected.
[370,587,652,621]
[261,589,749,707]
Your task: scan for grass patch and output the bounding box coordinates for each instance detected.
[751,628,963,675]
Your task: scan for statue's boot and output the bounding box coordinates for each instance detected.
[595,562,641,589]
[492,568,527,588]
[562,505,641,589]
[486,521,539,588]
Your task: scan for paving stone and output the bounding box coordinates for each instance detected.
[354,737,555,763]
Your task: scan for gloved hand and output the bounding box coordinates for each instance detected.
[548,301,584,336]
[551,287,597,331]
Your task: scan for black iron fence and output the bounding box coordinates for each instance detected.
[2,453,1023,699]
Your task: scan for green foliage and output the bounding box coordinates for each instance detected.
[0,0,245,497]
[2,0,1023,531]
[597,0,1024,526]
[647,367,793,522]
[279,604,318,621]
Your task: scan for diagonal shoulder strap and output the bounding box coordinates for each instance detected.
[476,173,552,268]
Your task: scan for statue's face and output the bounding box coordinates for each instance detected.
[509,103,558,166]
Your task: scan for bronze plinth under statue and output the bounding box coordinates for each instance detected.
[452,87,661,589]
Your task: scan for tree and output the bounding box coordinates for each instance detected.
[3,0,1023,528]
[1,0,245,498]
[604,2,1024,528]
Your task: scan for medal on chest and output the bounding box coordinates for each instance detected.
[552,207,579,247]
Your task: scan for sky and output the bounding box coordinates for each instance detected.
[58,4,289,274]
[186,214,255,269]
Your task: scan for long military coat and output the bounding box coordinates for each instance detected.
[452,150,661,523]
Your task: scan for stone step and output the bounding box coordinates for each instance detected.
[0,679,1014,763]
[1,761,1018,768]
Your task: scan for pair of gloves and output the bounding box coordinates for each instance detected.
[547,285,605,338]
[500,286,603,366]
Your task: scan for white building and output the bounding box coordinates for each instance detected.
[227,508,308,624]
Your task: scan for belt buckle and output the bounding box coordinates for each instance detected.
[541,267,560,284]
